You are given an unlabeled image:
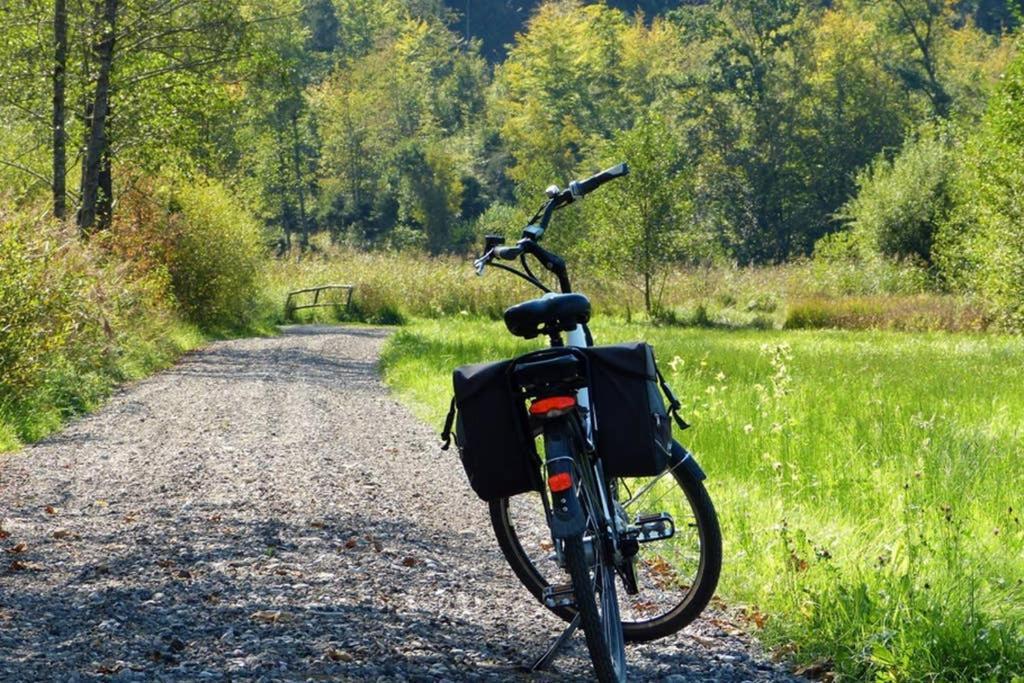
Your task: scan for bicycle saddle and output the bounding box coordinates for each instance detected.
[503,293,591,339]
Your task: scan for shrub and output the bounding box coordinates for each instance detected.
[835,126,955,263]
[0,209,108,430]
[936,49,1024,332]
[114,174,269,332]
[0,200,198,447]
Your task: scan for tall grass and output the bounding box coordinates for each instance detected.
[380,318,1024,681]
[267,238,961,331]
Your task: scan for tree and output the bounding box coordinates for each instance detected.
[580,117,713,314]
[936,51,1024,330]
[493,1,632,195]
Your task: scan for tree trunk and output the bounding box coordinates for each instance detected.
[78,0,117,234]
[644,271,651,315]
[290,112,310,250]
[52,0,67,220]
[274,126,294,251]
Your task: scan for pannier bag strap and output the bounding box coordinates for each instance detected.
[440,396,456,450]
[655,366,690,431]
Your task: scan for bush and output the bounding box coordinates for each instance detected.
[0,200,200,448]
[114,174,269,332]
[0,210,107,434]
[936,49,1024,332]
[835,126,955,263]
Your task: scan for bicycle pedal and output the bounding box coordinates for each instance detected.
[543,583,576,608]
[630,512,675,542]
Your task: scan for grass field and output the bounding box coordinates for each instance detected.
[381,318,1024,681]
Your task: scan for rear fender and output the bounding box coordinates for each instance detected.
[669,439,707,482]
[544,423,587,539]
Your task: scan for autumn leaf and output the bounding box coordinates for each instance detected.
[250,610,292,623]
[326,648,354,662]
[5,543,27,554]
[8,559,42,572]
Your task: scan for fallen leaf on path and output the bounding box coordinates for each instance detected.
[250,610,292,623]
[691,635,717,648]
[326,648,354,662]
[794,658,833,679]
[94,499,109,508]
[771,642,797,661]
[6,543,27,554]
[343,538,358,549]
[8,560,42,572]
[52,529,73,540]
[0,526,9,540]
[45,506,58,515]
[401,556,419,567]
[748,609,768,629]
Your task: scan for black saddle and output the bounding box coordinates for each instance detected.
[503,293,591,339]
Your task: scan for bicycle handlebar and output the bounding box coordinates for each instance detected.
[569,162,629,200]
[473,161,628,285]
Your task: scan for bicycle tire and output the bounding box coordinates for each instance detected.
[490,461,722,642]
[563,534,625,683]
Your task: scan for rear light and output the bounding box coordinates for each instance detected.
[529,395,576,416]
[548,472,573,492]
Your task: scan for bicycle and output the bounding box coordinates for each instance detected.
[442,163,722,682]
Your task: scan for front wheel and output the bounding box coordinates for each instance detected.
[490,451,722,642]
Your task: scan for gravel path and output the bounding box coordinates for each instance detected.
[0,326,798,682]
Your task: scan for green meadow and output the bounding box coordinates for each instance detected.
[381,318,1024,681]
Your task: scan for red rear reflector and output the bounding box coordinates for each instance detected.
[548,472,573,492]
[529,396,576,416]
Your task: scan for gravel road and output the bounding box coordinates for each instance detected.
[0,326,799,682]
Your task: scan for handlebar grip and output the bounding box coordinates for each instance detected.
[494,245,523,260]
[571,162,629,198]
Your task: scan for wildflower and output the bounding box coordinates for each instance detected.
[743,424,754,434]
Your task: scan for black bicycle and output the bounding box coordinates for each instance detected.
[443,163,722,682]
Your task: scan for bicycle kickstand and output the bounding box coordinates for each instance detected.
[527,613,582,672]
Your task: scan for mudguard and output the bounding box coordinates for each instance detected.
[669,439,707,482]
[544,424,587,539]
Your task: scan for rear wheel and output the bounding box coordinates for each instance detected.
[490,452,721,642]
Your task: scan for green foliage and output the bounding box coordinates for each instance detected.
[579,116,716,313]
[493,1,632,194]
[0,202,204,448]
[311,10,489,247]
[160,177,269,332]
[382,318,1024,681]
[836,127,955,263]
[937,48,1024,331]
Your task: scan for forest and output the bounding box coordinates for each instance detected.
[2,0,1023,316]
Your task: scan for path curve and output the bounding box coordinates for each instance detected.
[0,326,798,682]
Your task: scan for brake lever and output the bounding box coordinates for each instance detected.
[473,250,492,276]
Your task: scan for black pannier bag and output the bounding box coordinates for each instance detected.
[445,359,542,501]
[584,342,687,478]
